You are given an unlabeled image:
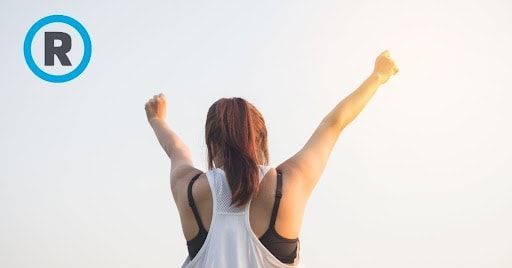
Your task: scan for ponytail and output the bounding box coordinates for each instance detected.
[205,97,269,207]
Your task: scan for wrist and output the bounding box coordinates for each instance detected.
[149,117,166,127]
[370,72,385,85]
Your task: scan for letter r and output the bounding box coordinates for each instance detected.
[44,32,72,66]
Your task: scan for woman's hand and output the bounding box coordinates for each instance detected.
[372,50,399,84]
[145,93,167,124]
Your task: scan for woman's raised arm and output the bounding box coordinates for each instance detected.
[278,50,399,198]
[145,93,196,184]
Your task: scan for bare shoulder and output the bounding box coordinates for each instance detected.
[261,164,308,239]
[171,166,213,240]
[170,164,209,207]
[276,162,309,196]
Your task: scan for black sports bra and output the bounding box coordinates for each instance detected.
[186,169,299,264]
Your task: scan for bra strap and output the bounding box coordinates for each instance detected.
[269,169,283,227]
[187,172,207,232]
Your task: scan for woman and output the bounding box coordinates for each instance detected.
[145,50,398,267]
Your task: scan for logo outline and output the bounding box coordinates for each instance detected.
[24,14,92,83]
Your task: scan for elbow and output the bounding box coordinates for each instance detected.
[322,114,348,131]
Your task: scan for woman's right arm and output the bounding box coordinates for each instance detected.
[278,50,399,198]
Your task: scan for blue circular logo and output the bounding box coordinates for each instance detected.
[23,15,92,83]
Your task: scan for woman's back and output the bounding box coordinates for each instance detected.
[145,50,399,267]
[180,165,303,267]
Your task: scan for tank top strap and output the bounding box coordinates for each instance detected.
[211,168,246,214]
[258,164,273,182]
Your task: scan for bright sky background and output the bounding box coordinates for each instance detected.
[1,0,511,267]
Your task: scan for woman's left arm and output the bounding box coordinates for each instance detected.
[145,93,195,180]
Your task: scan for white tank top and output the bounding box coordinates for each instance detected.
[180,165,303,268]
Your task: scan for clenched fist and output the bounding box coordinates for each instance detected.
[145,93,167,123]
[373,50,399,84]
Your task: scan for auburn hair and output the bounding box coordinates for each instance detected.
[205,97,269,207]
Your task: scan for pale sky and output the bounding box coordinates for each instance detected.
[1,0,511,267]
